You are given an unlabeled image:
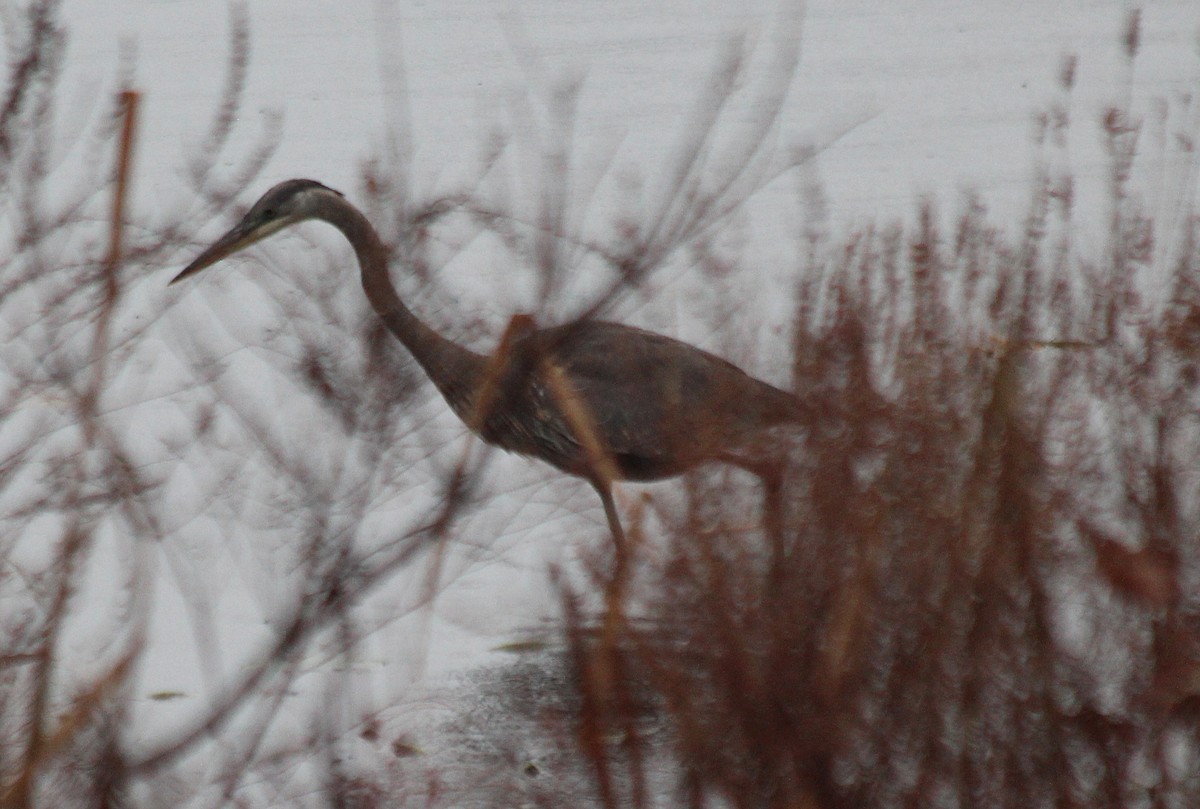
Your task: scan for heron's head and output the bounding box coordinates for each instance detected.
[170,179,345,285]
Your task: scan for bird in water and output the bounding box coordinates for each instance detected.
[172,179,809,546]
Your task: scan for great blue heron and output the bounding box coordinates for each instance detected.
[172,179,809,546]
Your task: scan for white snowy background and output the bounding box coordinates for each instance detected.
[10,0,1200,799]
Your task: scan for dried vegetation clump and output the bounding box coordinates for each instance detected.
[555,17,1200,809]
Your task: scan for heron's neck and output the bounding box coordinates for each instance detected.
[321,202,486,420]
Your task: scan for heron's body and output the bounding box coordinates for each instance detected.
[173,179,807,540]
[465,319,804,482]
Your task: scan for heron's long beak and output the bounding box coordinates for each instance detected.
[169,217,289,285]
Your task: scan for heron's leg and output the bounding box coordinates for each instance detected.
[596,482,627,548]
[581,482,633,809]
[593,482,631,618]
[593,480,630,630]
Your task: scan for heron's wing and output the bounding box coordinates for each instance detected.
[540,321,792,479]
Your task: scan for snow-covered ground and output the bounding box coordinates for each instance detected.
[11,0,1200,800]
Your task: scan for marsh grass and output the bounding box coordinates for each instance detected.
[548,16,1200,807]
